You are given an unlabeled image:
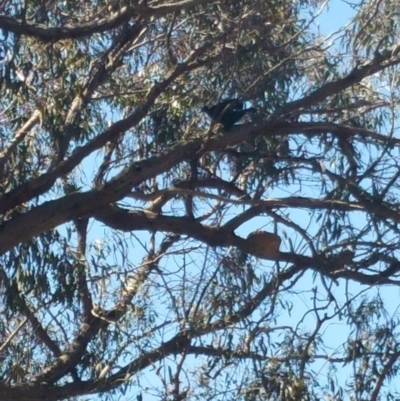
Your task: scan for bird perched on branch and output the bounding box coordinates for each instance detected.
[202,99,256,131]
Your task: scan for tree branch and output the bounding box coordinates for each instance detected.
[0,0,217,42]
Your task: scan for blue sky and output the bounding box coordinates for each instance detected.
[317,0,355,35]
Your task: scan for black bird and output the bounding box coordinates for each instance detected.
[202,99,256,130]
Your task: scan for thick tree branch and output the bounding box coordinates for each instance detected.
[93,205,400,286]
[0,331,191,401]
[281,45,400,117]
[0,0,217,42]
[0,36,219,215]
[31,315,104,384]
[74,218,92,319]
[370,350,400,401]
[0,110,41,177]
